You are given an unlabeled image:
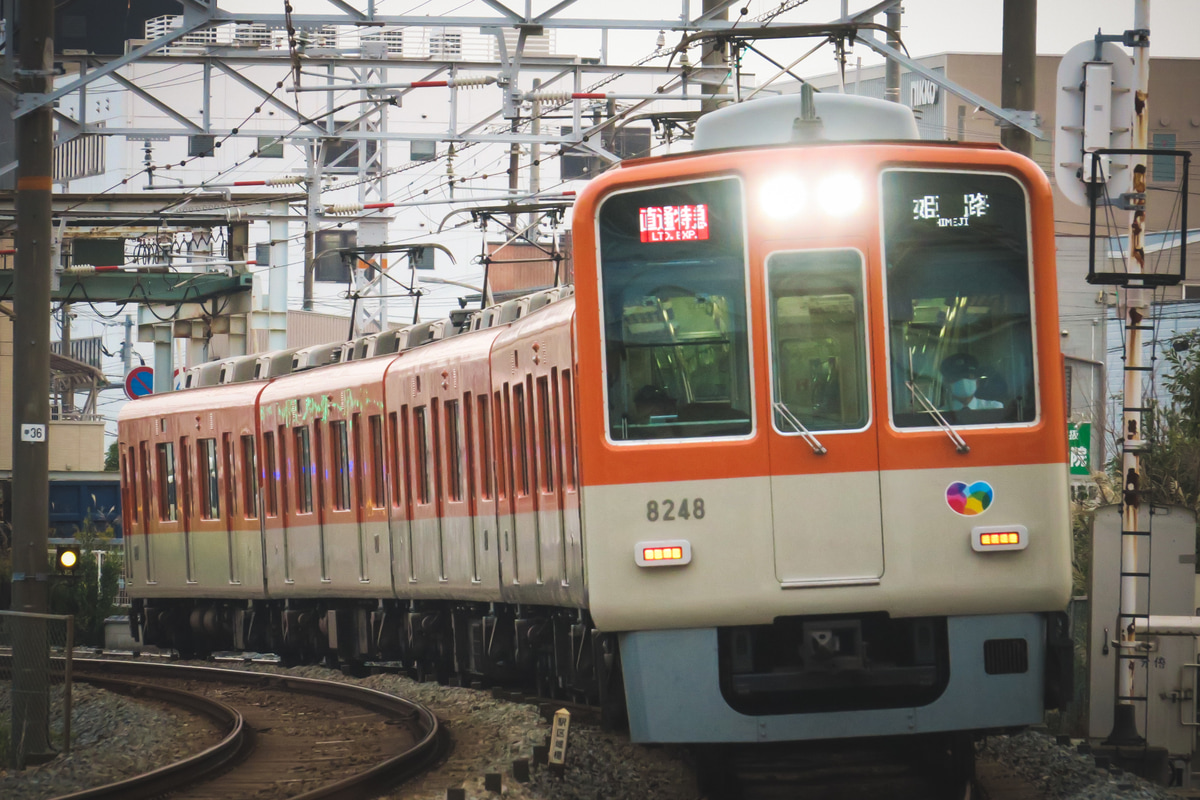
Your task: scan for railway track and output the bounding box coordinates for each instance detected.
[695,736,976,800]
[50,659,446,800]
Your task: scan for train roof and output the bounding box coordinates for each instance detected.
[118,380,266,423]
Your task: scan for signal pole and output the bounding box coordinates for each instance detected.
[10,0,55,764]
[1108,0,1152,747]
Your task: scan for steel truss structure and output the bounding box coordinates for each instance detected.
[2,1,1046,344]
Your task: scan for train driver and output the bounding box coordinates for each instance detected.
[940,353,1004,411]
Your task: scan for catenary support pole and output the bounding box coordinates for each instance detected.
[1000,0,1037,157]
[1107,0,1151,747]
[10,0,55,766]
[885,3,902,103]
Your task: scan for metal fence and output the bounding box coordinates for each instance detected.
[0,610,74,769]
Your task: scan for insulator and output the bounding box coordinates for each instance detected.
[324,203,363,215]
[63,264,95,275]
[525,91,577,103]
[446,75,496,89]
[226,208,244,222]
[265,175,306,187]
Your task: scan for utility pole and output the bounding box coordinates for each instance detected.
[122,315,133,375]
[303,143,319,311]
[699,0,729,114]
[885,3,902,103]
[1108,0,1152,747]
[10,0,55,766]
[1000,0,1037,157]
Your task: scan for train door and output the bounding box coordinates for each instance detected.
[534,371,564,592]
[140,441,156,583]
[514,375,544,584]
[386,409,414,590]
[313,420,329,581]
[763,246,884,585]
[179,436,195,582]
[472,394,500,590]
[497,385,519,593]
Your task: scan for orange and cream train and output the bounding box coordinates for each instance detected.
[119,94,1073,746]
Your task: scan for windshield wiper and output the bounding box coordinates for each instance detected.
[773,402,827,455]
[905,381,970,454]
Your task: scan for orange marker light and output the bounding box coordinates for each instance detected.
[635,540,692,567]
[971,525,1029,553]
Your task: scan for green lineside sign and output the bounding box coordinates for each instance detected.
[1068,422,1092,476]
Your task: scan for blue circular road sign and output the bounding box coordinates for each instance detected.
[124,366,154,400]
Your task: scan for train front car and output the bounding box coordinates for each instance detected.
[571,95,1072,745]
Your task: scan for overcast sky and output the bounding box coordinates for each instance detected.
[276,0,1198,65]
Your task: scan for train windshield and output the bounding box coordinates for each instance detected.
[598,177,753,441]
[882,170,1036,428]
[767,249,870,432]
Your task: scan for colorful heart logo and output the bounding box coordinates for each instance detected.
[946,481,994,516]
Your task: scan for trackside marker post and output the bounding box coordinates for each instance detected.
[548,708,570,776]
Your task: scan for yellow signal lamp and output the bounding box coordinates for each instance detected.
[56,545,81,574]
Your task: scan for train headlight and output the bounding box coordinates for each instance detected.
[635,539,692,567]
[971,525,1028,552]
[758,175,805,220]
[817,174,863,215]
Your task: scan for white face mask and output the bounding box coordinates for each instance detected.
[951,378,977,401]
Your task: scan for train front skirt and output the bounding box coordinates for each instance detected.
[618,613,1045,743]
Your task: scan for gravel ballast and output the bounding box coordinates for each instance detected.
[1,662,1190,800]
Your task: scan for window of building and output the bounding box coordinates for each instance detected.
[1152,132,1177,182]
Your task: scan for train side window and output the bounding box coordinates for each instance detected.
[331,420,351,511]
[561,371,577,490]
[445,399,462,502]
[294,426,313,514]
[313,420,327,512]
[598,177,752,441]
[352,413,365,510]
[139,442,152,522]
[477,395,494,500]
[277,425,290,516]
[200,438,220,520]
[241,434,258,519]
[156,442,177,521]
[431,399,445,504]
[463,394,477,503]
[513,382,530,497]
[222,433,236,519]
[537,375,555,492]
[389,411,403,508]
[414,405,430,505]
[881,170,1036,428]
[369,414,385,509]
[263,432,278,517]
[766,249,870,433]
[178,438,192,520]
[126,447,138,522]
[495,390,509,501]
